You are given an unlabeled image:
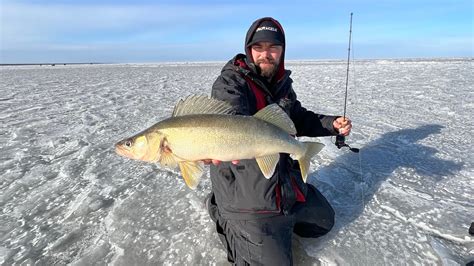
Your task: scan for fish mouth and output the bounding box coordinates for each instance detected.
[115,142,129,157]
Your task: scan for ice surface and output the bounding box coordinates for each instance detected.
[1,59,473,265]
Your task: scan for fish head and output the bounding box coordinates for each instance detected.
[115,131,164,162]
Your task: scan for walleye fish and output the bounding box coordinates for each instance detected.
[115,95,324,189]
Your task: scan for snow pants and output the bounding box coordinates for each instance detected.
[207,184,335,265]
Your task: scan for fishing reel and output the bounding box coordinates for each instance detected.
[335,135,359,153]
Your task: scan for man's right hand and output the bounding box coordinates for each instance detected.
[202,159,239,165]
[333,117,352,136]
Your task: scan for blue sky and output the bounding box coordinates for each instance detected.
[1,0,472,63]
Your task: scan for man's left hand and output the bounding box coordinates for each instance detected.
[333,117,352,136]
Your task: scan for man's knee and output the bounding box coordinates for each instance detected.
[293,209,334,238]
[294,222,331,238]
[309,184,335,225]
[322,204,335,232]
[293,185,335,238]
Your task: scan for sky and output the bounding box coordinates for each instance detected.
[0,0,473,63]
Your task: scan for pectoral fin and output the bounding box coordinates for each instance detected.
[178,161,204,189]
[159,146,178,168]
[255,154,280,179]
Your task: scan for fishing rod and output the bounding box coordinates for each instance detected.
[335,12,359,153]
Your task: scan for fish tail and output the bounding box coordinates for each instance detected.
[297,142,325,183]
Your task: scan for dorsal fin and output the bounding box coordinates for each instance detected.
[172,95,235,117]
[253,104,297,135]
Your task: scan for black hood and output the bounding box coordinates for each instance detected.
[244,17,286,82]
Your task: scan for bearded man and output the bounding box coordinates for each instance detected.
[206,17,352,265]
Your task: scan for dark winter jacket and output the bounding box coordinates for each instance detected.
[210,17,339,220]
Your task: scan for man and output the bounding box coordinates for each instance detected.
[206,17,352,265]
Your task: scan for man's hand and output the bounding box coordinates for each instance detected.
[202,159,240,166]
[333,117,352,136]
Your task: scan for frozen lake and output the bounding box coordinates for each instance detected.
[1,59,473,265]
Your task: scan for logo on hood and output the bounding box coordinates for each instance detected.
[256,26,278,33]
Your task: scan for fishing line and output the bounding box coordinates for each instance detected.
[336,12,368,260]
[349,14,369,262]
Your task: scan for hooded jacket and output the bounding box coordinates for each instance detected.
[210,17,338,220]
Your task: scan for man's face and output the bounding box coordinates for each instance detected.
[251,42,283,79]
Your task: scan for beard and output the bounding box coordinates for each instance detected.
[255,58,278,79]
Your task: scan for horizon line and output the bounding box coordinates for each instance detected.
[1,56,473,66]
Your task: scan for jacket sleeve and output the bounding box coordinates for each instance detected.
[289,90,339,137]
[211,69,252,116]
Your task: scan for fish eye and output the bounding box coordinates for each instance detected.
[125,140,133,147]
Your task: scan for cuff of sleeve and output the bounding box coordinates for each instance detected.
[325,116,341,135]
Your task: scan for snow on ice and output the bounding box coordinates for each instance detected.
[0,59,473,265]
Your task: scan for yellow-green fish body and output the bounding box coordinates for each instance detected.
[115,95,324,189]
[156,114,302,161]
